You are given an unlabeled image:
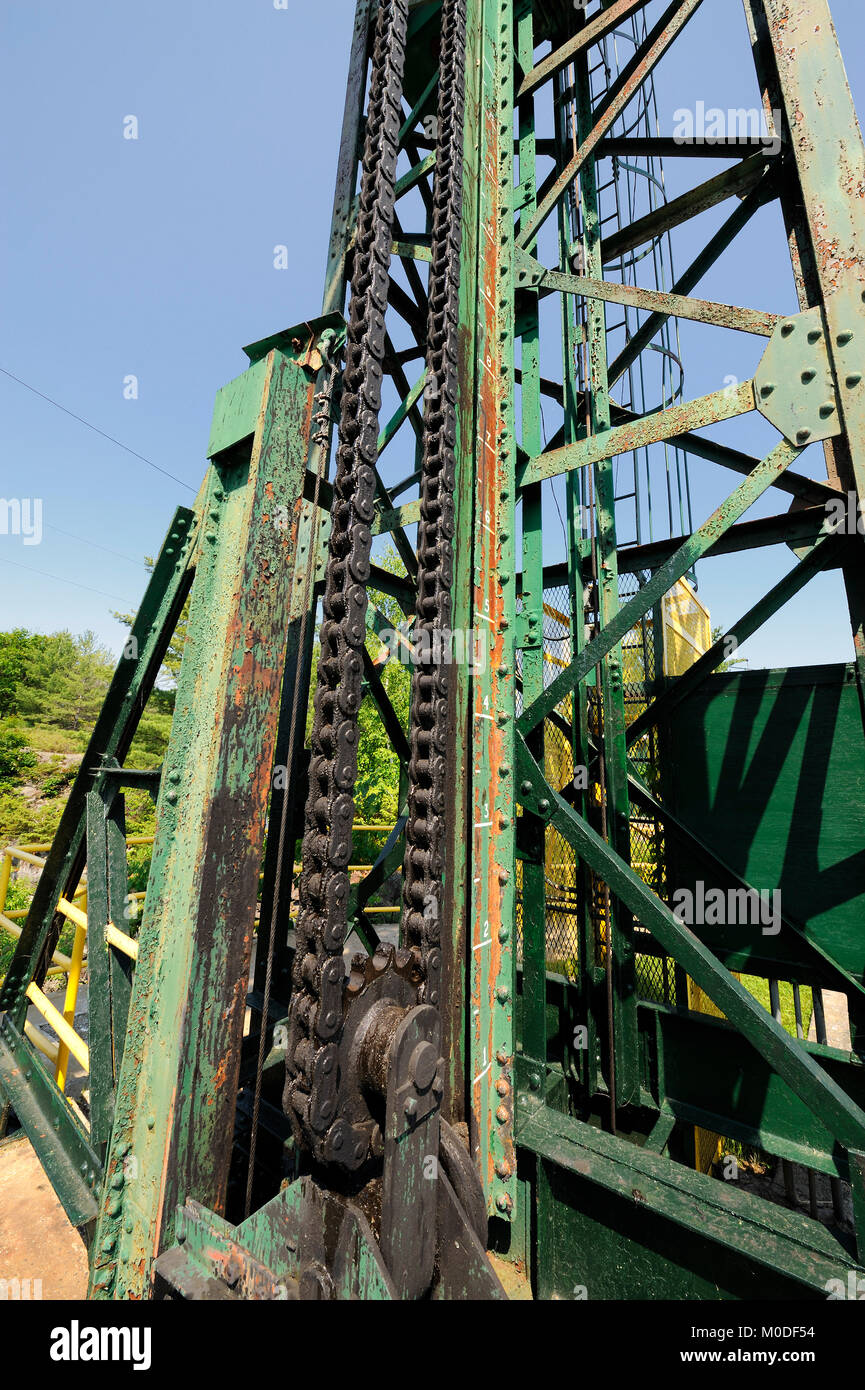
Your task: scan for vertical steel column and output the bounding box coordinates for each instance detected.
[516,0,548,1085]
[556,60,600,1099]
[757,0,865,1069]
[443,0,484,1127]
[469,0,517,1220]
[573,45,638,1108]
[322,0,374,319]
[88,339,325,1298]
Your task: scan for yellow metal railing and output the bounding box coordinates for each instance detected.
[0,839,157,1092]
[1,820,402,1096]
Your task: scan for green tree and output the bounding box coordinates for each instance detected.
[16,631,114,730]
[0,629,32,717]
[114,557,189,694]
[0,722,37,785]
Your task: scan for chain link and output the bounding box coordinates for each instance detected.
[285,0,467,1166]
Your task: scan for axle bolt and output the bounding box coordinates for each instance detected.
[410,1041,438,1091]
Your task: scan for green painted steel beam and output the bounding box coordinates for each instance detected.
[88,334,328,1298]
[520,1100,862,1298]
[0,507,196,1028]
[467,0,517,1221]
[515,733,865,1157]
[519,438,801,734]
[519,379,757,488]
[516,0,705,251]
[626,528,838,746]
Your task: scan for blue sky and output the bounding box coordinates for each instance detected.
[1,0,863,671]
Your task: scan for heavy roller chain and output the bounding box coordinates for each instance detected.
[285,0,467,1169]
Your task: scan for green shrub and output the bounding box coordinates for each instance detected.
[0,723,37,785]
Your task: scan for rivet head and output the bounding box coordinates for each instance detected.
[538,798,550,814]
[496,1078,510,1097]
[528,1072,541,1091]
[837,330,854,346]
[796,428,811,444]
[801,369,815,383]
[495,1160,512,1179]
[781,321,796,337]
[495,1104,509,1124]
[520,780,533,795]
[819,401,836,418]
[497,986,510,1003]
[496,1192,513,1213]
[760,382,775,398]
[404,1097,418,1119]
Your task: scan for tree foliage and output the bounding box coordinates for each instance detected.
[13,630,115,731]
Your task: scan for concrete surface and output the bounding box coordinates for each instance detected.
[0,1134,88,1300]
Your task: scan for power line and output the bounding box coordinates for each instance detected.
[0,553,135,607]
[0,365,197,493]
[45,522,145,567]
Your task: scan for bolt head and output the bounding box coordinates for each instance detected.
[404,1096,418,1119]
[409,1041,438,1091]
